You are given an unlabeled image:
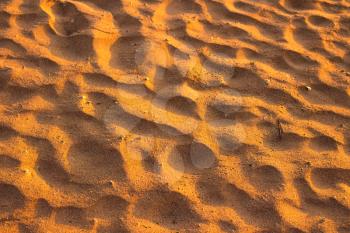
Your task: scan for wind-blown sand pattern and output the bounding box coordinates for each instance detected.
[0,0,350,232]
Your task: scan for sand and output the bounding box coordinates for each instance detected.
[0,0,350,232]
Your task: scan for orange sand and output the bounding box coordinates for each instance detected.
[0,0,350,232]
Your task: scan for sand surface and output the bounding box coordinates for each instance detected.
[0,0,350,232]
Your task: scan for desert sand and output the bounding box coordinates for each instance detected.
[0,0,350,232]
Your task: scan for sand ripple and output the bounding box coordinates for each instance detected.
[0,0,350,232]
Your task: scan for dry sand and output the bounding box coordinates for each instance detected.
[0,0,350,232]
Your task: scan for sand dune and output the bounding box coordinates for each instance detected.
[0,0,350,232]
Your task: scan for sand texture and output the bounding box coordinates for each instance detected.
[0,0,350,232]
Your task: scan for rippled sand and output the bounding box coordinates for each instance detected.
[0,0,350,232]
